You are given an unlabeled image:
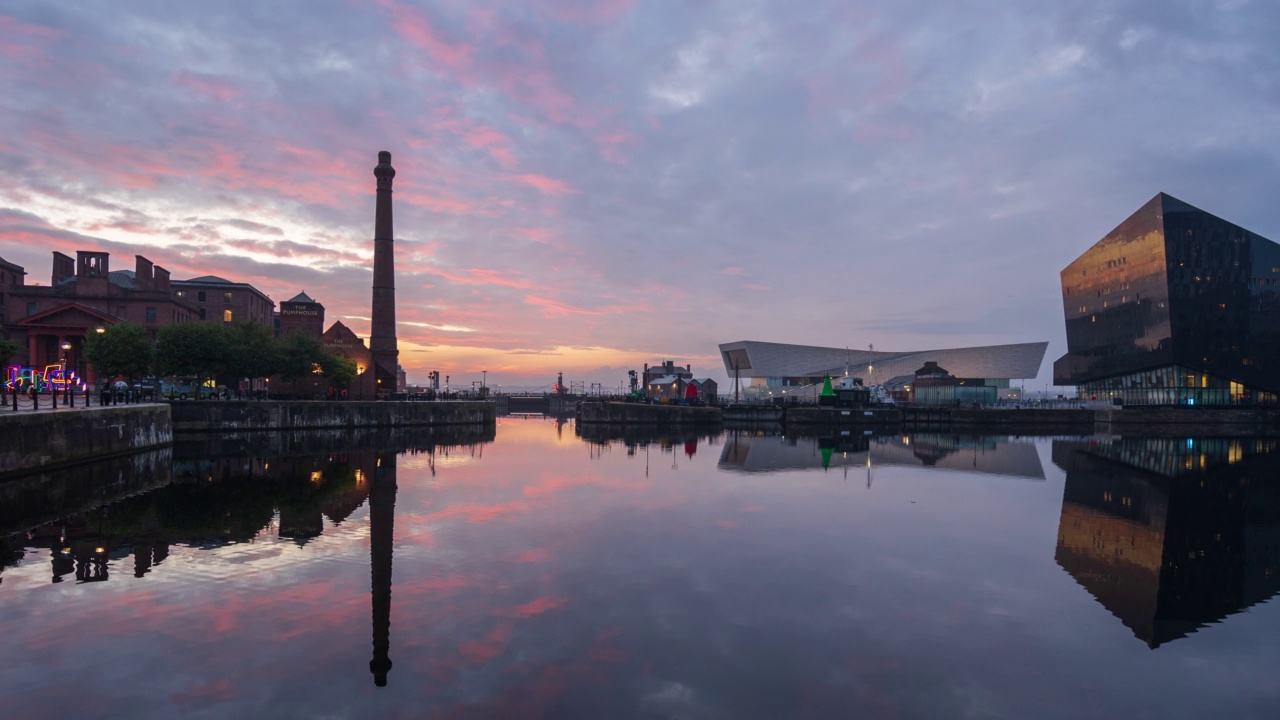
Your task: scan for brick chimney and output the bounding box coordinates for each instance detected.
[135,256,154,290]
[52,252,74,285]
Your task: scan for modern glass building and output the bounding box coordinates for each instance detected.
[1054,193,1280,405]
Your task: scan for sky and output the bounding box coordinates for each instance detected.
[2,0,1279,390]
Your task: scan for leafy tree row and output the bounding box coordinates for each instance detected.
[84,321,357,392]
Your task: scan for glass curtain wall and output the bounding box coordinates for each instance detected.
[1079,365,1277,405]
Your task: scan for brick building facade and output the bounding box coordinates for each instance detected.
[3,251,198,383]
[173,275,274,327]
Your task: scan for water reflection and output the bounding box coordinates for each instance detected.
[1,427,491,586]
[716,431,1046,480]
[1053,437,1280,647]
[370,449,395,687]
[4,425,1280,717]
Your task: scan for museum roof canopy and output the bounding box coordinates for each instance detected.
[718,340,1047,382]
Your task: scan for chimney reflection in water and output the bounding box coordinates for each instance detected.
[369,452,396,687]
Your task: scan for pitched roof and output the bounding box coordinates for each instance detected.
[287,291,316,303]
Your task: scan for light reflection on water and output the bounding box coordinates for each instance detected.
[0,419,1278,719]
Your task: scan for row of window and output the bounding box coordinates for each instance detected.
[175,290,234,303]
[23,302,233,323]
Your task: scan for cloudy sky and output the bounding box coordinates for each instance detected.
[2,0,1278,389]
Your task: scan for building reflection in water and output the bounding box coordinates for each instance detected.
[0,427,493,687]
[716,431,1046,481]
[1053,437,1280,648]
[575,423,722,465]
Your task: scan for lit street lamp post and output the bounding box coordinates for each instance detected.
[61,340,73,408]
[357,365,366,401]
[93,325,106,406]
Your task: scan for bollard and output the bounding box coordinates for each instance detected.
[51,387,58,409]
[32,389,38,411]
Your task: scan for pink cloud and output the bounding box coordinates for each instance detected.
[399,190,489,216]
[516,227,559,245]
[516,548,549,563]
[0,16,61,66]
[531,0,635,26]
[376,0,474,69]
[173,71,242,103]
[0,15,63,39]
[463,124,518,168]
[415,265,535,290]
[594,132,638,164]
[523,295,603,317]
[507,595,568,618]
[506,173,575,195]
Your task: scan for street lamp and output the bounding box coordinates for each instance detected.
[94,325,106,405]
[356,365,365,401]
[60,341,73,407]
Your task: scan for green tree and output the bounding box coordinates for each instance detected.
[224,322,280,385]
[0,336,20,367]
[320,352,358,388]
[84,322,155,384]
[157,322,229,396]
[276,332,325,381]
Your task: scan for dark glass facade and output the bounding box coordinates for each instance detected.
[1055,193,1280,404]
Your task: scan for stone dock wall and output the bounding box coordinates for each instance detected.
[0,404,173,478]
[167,399,496,432]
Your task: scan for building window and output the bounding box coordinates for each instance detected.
[26,301,36,316]
[224,292,232,304]
[146,307,157,322]
[176,290,186,298]
[198,291,206,302]
[199,308,206,320]
[223,309,233,322]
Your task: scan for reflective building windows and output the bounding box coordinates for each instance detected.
[1055,193,1280,404]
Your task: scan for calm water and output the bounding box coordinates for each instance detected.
[1,419,1278,719]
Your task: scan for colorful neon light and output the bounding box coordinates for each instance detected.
[4,364,88,393]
